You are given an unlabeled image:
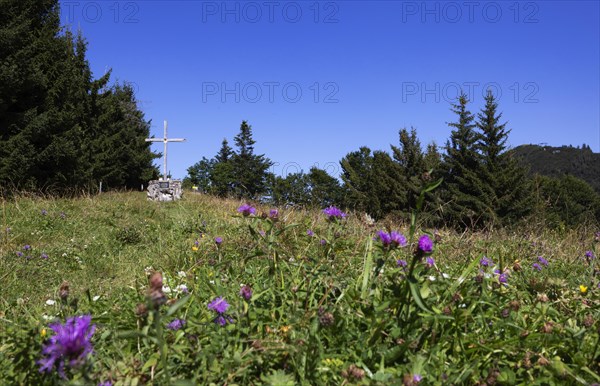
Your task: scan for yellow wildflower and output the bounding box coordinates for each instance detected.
[192,246,199,251]
[580,285,588,294]
[41,328,47,338]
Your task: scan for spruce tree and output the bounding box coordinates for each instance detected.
[441,92,492,228]
[476,91,532,226]
[211,139,235,196]
[391,128,428,213]
[231,121,272,199]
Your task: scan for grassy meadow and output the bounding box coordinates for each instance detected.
[1,191,599,385]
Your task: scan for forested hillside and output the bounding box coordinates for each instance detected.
[512,144,600,192]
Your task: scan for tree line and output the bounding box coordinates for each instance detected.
[187,92,600,229]
[0,0,158,194]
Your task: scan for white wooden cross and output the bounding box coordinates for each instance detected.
[145,120,186,180]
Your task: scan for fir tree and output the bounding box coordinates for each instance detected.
[476,91,532,226]
[230,121,272,199]
[441,92,492,228]
[211,139,235,196]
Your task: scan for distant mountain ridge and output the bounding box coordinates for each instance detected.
[511,144,600,192]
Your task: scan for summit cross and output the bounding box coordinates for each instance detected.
[145,120,186,180]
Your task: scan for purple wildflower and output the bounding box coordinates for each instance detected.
[41,209,48,216]
[418,235,433,253]
[214,315,227,326]
[498,273,509,284]
[166,319,186,331]
[208,297,230,314]
[240,285,252,301]
[413,374,422,383]
[397,259,408,268]
[237,204,256,217]
[425,256,435,268]
[585,251,595,259]
[307,229,314,237]
[98,382,112,386]
[376,230,392,247]
[23,245,31,251]
[214,237,223,245]
[38,315,96,378]
[322,206,346,220]
[532,263,542,271]
[60,212,66,219]
[269,209,279,219]
[390,231,407,247]
[320,239,327,246]
[16,251,23,257]
[480,256,493,267]
[537,256,549,266]
[41,253,49,260]
[194,239,199,247]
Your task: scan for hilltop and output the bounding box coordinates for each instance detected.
[512,144,600,192]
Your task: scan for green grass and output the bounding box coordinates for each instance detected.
[1,192,599,385]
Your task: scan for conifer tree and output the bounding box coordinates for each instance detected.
[211,139,235,196]
[391,128,428,212]
[441,92,491,228]
[476,91,532,226]
[231,121,272,199]
[340,147,406,219]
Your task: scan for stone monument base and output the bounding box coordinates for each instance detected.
[147,179,183,202]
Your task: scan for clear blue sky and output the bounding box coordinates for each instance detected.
[59,0,600,179]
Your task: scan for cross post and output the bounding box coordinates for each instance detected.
[145,120,186,180]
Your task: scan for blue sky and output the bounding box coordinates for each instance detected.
[59,0,600,179]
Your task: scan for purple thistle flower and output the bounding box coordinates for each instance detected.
[214,237,223,245]
[498,273,509,284]
[269,209,279,219]
[376,230,392,247]
[397,259,408,268]
[38,315,96,378]
[418,235,433,253]
[532,263,542,271]
[208,297,230,314]
[322,206,346,220]
[480,256,493,267]
[41,253,49,260]
[237,204,256,217]
[16,251,23,258]
[320,239,327,246]
[41,209,48,216]
[585,251,595,259]
[23,245,31,251]
[390,231,407,247]
[413,374,422,383]
[537,256,549,266]
[307,229,314,237]
[166,319,186,331]
[215,315,226,326]
[425,256,435,268]
[240,285,252,301]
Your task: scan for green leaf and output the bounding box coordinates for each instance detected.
[141,353,159,372]
[408,277,433,314]
[166,295,191,317]
[360,238,374,300]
